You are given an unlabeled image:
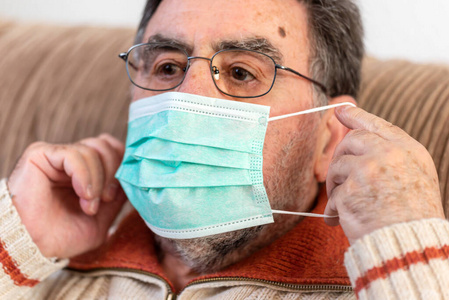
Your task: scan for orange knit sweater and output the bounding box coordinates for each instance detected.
[1,179,449,299]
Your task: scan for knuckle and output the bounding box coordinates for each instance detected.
[61,145,83,162]
[99,133,114,140]
[28,141,48,149]
[346,128,366,140]
[329,155,344,169]
[388,124,402,134]
[341,178,357,198]
[358,158,379,177]
[75,143,100,159]
[24,142,43,155]
[367,118,385,132]
[79,137,105,148]
[82,136,111,152]
[79,137,96,144]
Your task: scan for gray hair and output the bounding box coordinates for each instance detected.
[134,0,364,103]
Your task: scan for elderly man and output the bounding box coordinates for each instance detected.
[1,0,448,299]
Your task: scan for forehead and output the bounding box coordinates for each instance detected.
[143,0,310,67]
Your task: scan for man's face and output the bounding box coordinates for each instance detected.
[134,0,323,272]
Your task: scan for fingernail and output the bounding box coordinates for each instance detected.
[89,198,100,214]
[335,105,349,114]
[86,184,94,199]
[105,184,118,201]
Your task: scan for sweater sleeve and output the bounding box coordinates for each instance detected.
[0,178,69,299]
[345,218,449,299]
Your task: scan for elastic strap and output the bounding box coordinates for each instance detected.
[268,102,356,122]
[271,209,338,218]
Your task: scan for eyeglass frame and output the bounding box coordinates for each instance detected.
[119,42,328,99]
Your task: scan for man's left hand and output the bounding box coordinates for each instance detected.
[324,106,445,244]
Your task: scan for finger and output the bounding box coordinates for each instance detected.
[43,145,94,201]
[326,154,356,198]
[324,189,340,226]
[335,106,406,141]
[73,143,105,215]
[332,129,385,158]
[80,136,123,202]
[99,134,125,158]
[76,144,105,191]
[80,197,100,216]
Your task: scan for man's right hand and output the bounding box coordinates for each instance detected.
[7,134,127,259]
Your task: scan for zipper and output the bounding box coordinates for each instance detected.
[183,276,353,293]
[67,267,352,298]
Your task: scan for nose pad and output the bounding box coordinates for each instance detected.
[212,66,220,80]
[176,60,222,98]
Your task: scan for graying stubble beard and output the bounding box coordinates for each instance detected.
[155,116,320,274]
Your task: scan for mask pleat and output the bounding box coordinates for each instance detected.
[125,137,255,169]
[116,159,256,188]
[126,109,265,153]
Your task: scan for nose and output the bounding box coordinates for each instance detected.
[176,57,222,98]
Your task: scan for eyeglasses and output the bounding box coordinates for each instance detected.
[119,43,328,98]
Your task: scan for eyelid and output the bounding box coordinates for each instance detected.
[226,60,267,78]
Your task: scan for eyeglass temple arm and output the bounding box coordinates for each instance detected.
[276,64,328,95]
[119,52,138,71]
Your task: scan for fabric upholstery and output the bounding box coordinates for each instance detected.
[0,21,448,216]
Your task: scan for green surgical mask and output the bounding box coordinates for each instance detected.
[116,92,353,239]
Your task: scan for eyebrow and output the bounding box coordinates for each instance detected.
[146,35,283,63]
[214,37,283,63]
[146,34,194,54]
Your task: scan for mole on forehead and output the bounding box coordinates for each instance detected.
[278,27,287,38]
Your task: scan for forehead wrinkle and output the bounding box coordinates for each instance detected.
[146,34,194,55]
[213,37,284,64]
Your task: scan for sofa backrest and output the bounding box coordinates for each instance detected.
[1,21,448,216]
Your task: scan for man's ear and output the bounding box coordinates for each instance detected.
[314,95,356,182]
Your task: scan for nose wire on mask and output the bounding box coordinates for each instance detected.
[176,58,221,98]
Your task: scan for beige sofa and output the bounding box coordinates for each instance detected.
[1,21,448,216]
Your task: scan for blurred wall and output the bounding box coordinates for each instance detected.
[0,0,448,64]
[360,0,449,64]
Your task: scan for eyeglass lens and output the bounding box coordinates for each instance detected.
[126,44,276,97]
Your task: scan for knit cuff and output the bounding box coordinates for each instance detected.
[0,178,68,288]
[345,218,449,299]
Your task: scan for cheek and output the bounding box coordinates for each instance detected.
[262,124,283,175]
[262,115,320,180]
[132,89,146,102]
[132,89,160,102]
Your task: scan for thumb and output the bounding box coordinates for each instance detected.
[334,106,402,141]
[334,106,383,131]
[324,193,340,227]
[335,106,408,141]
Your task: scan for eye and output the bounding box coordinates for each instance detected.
[160,63,179,76]
[231,67,255,81]
[154,62,185,78]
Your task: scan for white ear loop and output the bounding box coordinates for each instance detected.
[271,210,338,218]
[268,102,356,218]
[268,102,356,122]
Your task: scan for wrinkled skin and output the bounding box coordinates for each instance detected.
[325,106,444,244]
